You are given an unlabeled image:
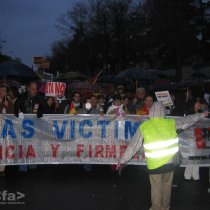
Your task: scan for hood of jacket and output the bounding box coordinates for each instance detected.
[148,102,166,118]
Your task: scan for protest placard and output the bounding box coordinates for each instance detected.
[45,82,66,97]
[155,91,173,106]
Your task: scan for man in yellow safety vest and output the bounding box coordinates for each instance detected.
[117,102,209,210]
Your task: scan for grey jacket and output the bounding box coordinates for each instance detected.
[120,102,205,166]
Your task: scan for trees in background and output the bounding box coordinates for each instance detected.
[0,37,9,62]
[49,0,210,81]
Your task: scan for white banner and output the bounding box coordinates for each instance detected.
[0,114,209,166]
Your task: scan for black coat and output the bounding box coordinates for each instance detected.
[14,93,43,118]
[43,104,56,114]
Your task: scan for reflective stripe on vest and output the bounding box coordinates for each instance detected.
[140,118,178,170]
[144,138,179,150]
[145,147,179,158]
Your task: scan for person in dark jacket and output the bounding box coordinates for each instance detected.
[14,82,43,173]
[128,87,146,114]
[43,97,57,114]
[14,82,43,118]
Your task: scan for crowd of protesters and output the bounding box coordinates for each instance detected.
[0,81,210,177]
[1,81,209,117]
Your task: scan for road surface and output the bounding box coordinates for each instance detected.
[0,165,210,210]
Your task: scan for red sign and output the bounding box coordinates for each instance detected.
[45,82,66,97]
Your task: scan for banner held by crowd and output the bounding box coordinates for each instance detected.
[0,114,210,166]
